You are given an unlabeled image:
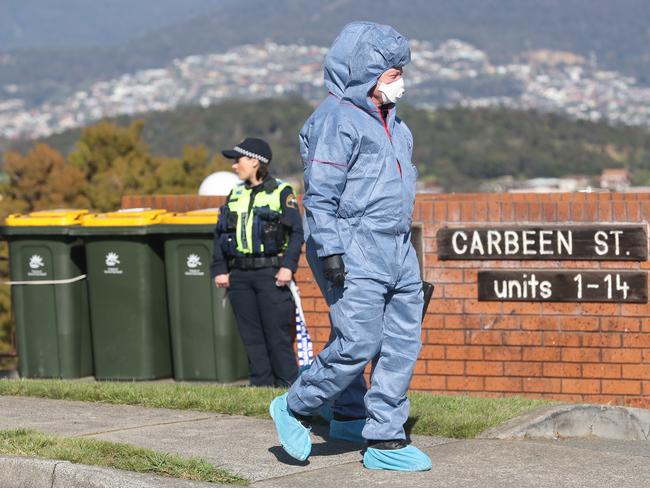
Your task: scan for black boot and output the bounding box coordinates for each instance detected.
[367,439,407,450]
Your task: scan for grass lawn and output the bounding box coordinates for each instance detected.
[0,428,247,485]
[0,379,553,438]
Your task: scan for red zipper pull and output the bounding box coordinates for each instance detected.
[378,107,402,177]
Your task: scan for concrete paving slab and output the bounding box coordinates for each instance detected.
[254,438,650,488]
[0,396,219,436]
[89,415,453,481]
[526,437,650,458]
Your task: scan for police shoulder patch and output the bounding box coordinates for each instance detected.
[285,193,298,209]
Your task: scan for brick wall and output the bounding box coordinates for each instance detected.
[122,194,227,211]
[122,192,650,407]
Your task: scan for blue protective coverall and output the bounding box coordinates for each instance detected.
[298,21,376,420]
[288,22,423,441]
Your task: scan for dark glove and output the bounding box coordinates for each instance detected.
[322,254,345,287]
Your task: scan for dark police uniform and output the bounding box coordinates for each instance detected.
[211,175,303,386]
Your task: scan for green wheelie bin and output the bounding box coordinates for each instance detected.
[2,210,93,378]
[73,209,172,380]
[160,210,248,382]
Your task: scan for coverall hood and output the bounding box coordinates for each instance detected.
[324,21,376,98]
[339,22,411,113]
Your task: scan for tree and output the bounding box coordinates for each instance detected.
[0,143,89,217]
[67,120,229,208]
[68,120,159,211]
[155,145,215,194]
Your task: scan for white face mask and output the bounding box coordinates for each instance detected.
[378,77,405,105]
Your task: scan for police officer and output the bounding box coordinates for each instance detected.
[211,137,303,387]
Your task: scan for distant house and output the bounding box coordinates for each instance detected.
[416,181,444,194]
[600,169,630,191]
[518,176,592,193]
[486,175,593,194]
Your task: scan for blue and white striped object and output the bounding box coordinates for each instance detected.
[289,281,314,370]
[295,306,314,369]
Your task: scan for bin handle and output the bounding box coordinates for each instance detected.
[3,274,87,286]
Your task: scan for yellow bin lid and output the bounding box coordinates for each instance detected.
[161,208,219,225]
[81,209,167,227]
[5,209,89,226]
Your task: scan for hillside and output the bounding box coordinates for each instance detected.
[5,98,650,192]
[2,0,650,106]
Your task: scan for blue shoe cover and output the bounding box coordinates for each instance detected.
[269,393,311,461]
[319,404,334,423]
[363,445,432,471]
[329,418,365,443]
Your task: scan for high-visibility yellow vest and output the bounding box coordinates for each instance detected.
[227,179,290,255]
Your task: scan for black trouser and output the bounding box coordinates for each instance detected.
[228,266,298,387]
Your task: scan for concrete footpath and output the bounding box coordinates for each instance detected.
[1,396,650,487]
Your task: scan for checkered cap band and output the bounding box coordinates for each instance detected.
[234,146,269,164]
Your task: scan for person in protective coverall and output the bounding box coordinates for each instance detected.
[270,22,432,472]
[298,21,374,441]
